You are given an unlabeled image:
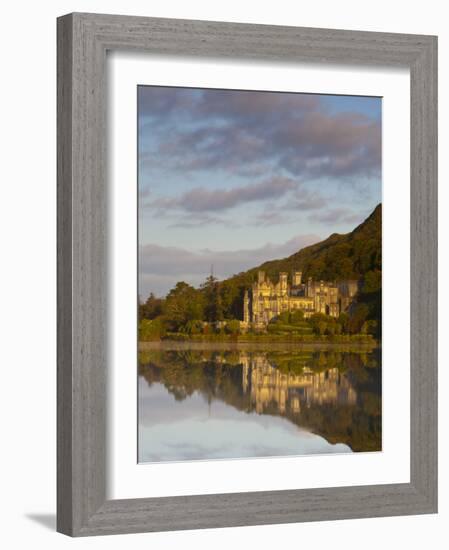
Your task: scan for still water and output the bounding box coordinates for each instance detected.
[138,343,381,463]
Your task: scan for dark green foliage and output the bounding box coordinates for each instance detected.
[304,312,362,337]
[139,317,166,341]
[347,303,370,334]
[338,312,349,331]
[235,203,381,285]
[289,309,305,324]
[271,328,311,336]
[164,282,204,331]
[308,313,329,335]
[273,310,306,325]
[182,320,204,335]
[224,319,241,335]
[277,311,290,324]
[363,270,382,293]
[201,275,224,322]
[139,292,163,321]
[267,310,312,335]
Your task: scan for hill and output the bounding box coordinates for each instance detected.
[218,204,382,327]
[232,203,380,285]
[140,204,382,336]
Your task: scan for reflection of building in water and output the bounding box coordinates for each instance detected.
[240,352,357,415]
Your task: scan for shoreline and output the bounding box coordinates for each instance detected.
[139,340,379,352]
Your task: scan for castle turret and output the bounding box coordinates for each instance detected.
[279,272,288,296]
[243,290,250,323]
[306,276,314,297]
[293,271,302,286]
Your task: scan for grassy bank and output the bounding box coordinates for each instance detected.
[139,341,379,354]
[140,332,378,346]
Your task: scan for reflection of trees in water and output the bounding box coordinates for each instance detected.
[139,348,381,452]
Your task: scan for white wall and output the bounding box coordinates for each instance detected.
[0,1,445,548]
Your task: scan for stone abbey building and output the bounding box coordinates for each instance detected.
[243,271,358,328]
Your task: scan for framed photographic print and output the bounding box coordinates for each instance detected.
[136,84,382,463]
[57,13,437,536]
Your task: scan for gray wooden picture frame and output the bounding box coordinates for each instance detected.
[57,12,438,537]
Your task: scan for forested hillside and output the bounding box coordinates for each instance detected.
[217,203,382,325]
[140,204,382,337]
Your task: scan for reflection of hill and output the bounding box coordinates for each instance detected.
[139,348,381,452]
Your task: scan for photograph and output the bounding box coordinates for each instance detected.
[137,86,382,462]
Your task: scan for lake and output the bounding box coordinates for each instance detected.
[138,342,381,462]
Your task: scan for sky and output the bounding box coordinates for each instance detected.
[138,86,381,298]
[139,379,350,462]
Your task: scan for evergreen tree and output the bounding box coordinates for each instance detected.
[201,274,224,322]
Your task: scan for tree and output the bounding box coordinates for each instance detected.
[201,274,224,322]
[219,282,241,319]
[309,313,328,335]
[183,319,204,335]
[164,282,204,330]
[337,312,349,334]
[289,309,305,324]
[225,319,241,335]
[347,303,370,334]
[362,319,378,336]
[139,292,164,321]
[278,311,290,324]
[139,317,166,341]
[316,321,327,336]
[363,270,381,293]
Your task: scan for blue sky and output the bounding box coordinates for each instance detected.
[138,86,381,298]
